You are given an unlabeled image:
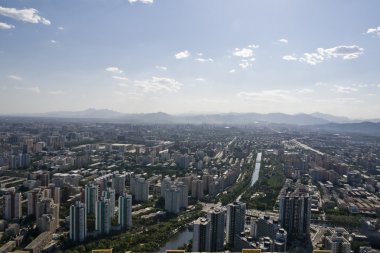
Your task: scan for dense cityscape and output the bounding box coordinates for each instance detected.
[1,0,380,253]
[0,117,378,253]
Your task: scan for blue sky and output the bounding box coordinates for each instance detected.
[1,0,380,118]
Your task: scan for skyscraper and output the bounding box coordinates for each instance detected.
[191,179,204,200]
[70,201,87,242]
[3,192,22,220]
[165,187,181,214]
[208,208,225,252]
[118,193,132,230]
[113,174,126,195]
[226,202,246,246]
[133,177,149,202]
[85,184,98,214]
[192,217,211,252]
[279,183,311,239]
[96,199,111,235]
[102,188,116,217]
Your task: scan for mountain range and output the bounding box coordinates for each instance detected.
[2,108,380,136]
[3,108,379,125]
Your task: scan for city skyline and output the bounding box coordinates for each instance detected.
[1,0,380,118]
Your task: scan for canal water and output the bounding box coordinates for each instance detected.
[158,228,193,252]
[250,152,262,186]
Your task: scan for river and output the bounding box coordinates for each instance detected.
[158,228,193,252]
[250,152,262,186]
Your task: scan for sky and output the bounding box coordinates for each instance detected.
[0,0,380,119]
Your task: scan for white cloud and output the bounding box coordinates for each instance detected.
[48,90,64,95]
[315,82,328,87]
[300,52,324,65]
[239,61,252,69]
[29,87,40,94]
[237,90,295,103]
[237,88,314,103]
[0,6,50,25]
[195,58,214,62]
[229,69,236,73]
[156,66,167,71]
[282,55,297,61]
[248,44,260,49]
[233,48,254,58]
[118,83,129,87]
[321,45,364,59]
[106,67,123,74]
[175,50,190,59]
[8,75,22,80]
[128,0,154,3]
[195,78,205,82]
[50,40,57,43]
[0,22,15,29]
[295,88,314,94]
[58,26,64,30]
[333,85,358,94]
[112,76,128,81]
[134,76,183,93]
[367,26,380,36]
[278,38,288,43]
[16,86,40,94]
[300,45,364,65]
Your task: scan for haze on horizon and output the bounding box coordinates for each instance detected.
[1,0,380,119]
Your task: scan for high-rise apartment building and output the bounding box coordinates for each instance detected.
[279,183,311,239]
[96,199,111,235]
[208,208,225,252]
[113,174,126,195]
[118,193,132,230]
[70,201,87,242]
[191,179,203,200]
[102,188,116,217]
[226,202,246,246]
[3,192,22,220]
[133,177,149,202]
[192,218,211,252]
[85,184,98,214]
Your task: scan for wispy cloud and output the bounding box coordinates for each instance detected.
[128,0,154,4]
[367,26,380,36]
[0,6,50,25]
[50,40,57,44]
[278,38,288,43]
[333,85,358,94]
[156,66,167,71]
[29,87,41,94]
[175,50,190,59]
[195,58,213,62]
[283,45,364,65]
[195,78,205,82]
[237,90,295,103]
[0,22,15,29]
[282,55,297,61]
[134,76,183,93]
[112,76,128,81]
[16,86,40,94]
[48,90,64,95]
[58,26,64,30]
[229,69,236,73]
[105,67,123,74]
[8,75,22,80]
[233,48,254,58]
[237,88,313,103]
